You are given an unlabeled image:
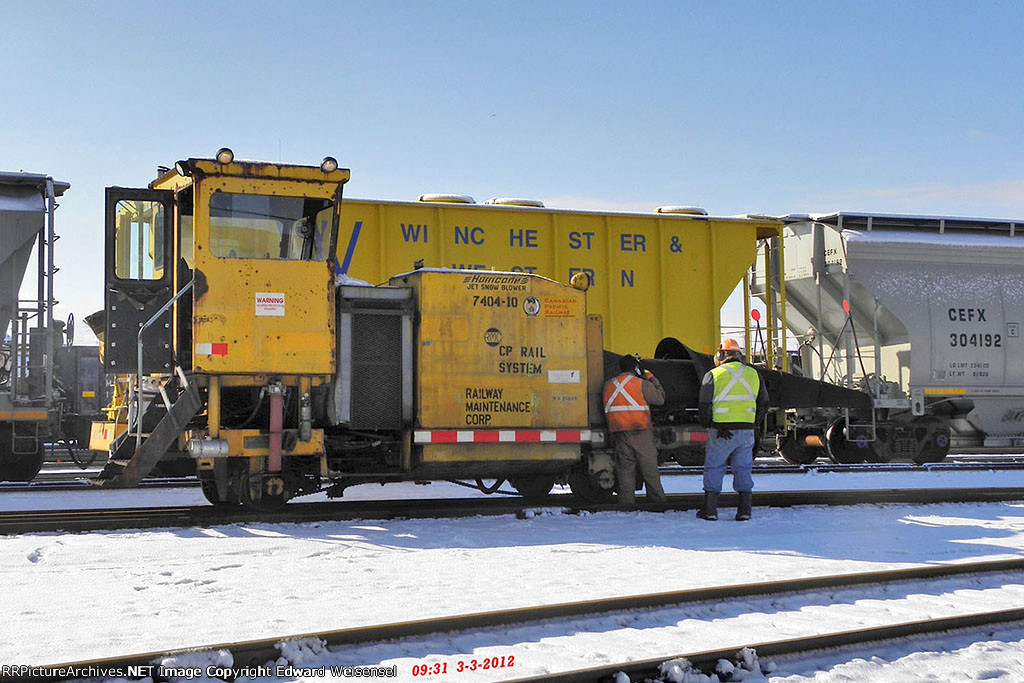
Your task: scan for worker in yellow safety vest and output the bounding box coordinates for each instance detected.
[697,338,768,521]
[603,354,666,506]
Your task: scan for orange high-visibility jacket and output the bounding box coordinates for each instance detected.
[602,373,652,432]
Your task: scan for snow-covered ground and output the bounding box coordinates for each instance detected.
[4,468,1024,682]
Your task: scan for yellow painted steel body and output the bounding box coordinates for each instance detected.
[191,177,334,375]
[151,160,350,377]
[393,270,589,430]
[421,442,581,466]
[185,428,325,457]
[340,199,780,355]
[0,408,48,421]
[89,421,128,451]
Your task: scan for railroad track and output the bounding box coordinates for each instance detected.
[508,608,1024,682]
[13,557,1024,683]
[4,487,1024,534]
[15,454,1024,490]
[664,455,1024,476]
[0,477,199,493]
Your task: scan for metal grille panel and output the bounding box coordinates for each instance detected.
[350,313,403,429]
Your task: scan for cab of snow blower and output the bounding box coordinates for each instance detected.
[89,149,350,507]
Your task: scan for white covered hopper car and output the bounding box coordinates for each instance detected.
[754,212,1024,461]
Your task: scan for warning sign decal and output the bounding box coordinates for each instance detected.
[255,292,286,317]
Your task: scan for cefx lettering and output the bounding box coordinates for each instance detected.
[948,308,986,322]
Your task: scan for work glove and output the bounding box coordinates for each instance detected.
[716,428,733,440]
[634,359,646,378]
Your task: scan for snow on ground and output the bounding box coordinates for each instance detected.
[3,468,1024,681]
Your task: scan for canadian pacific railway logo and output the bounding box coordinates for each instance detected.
[484,328,503,346]
[522,296,540,317]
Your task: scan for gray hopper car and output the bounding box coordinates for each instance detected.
[754,211,1024,462]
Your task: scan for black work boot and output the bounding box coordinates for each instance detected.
[696,492,718,521]
[736,491,753,521]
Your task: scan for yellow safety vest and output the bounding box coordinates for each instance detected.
[710,362,759,424]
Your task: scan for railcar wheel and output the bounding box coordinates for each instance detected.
[862,426,895,463]
[912,417,951,464]
[0,426,44,482]
[510,475,556,501]
[567,462,615,503]
[777,432,822,465]
[200,478,241,507]
[824,422,867,464]
[236,471,290,511]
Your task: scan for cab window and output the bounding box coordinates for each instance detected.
[209,192,332,260]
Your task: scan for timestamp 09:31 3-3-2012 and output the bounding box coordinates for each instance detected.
[411,655,515,676]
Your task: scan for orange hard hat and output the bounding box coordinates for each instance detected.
[718,338,742,353]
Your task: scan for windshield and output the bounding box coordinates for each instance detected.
[209,192,333,260]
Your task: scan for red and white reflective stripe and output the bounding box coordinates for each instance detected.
[414,429,592,444]
[681,430,708,443]
[195,343,229,356]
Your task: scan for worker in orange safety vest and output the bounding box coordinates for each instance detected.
[603,354,666,505]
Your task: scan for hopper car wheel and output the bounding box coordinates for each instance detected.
[824,422,868,464]
[567,462,615,504]
[0,426,45,482]
[912,417,951,464]
[510,475,556,501]
[862,426,895,464]
[777,431,822,465]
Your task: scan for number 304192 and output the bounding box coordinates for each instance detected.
[950,333,1001,348]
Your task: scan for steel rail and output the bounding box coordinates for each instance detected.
[30,457,1024,485]
[14,557,1024,683]
[16,455,1024,489]
[506,607,1024,682]
[0,478,200,493]
[4,487,1024,535]
[661,457,1024,476]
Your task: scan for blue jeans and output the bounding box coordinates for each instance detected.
[703,429,755,494]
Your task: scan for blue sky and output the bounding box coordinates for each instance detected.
[3,1,1023,338]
